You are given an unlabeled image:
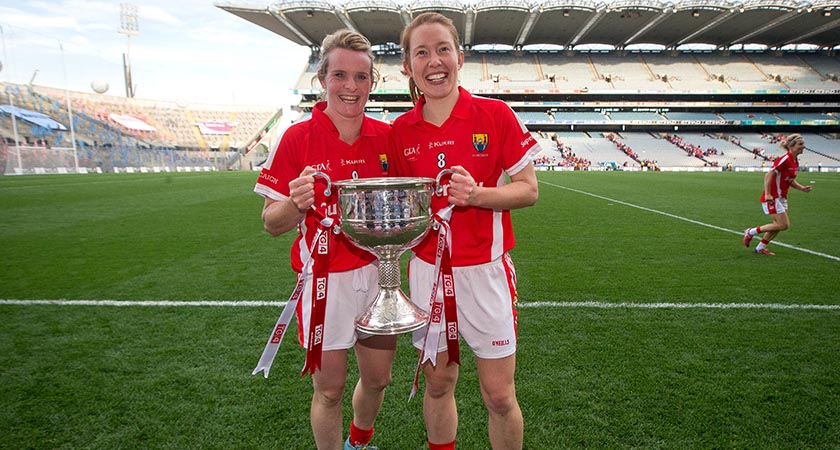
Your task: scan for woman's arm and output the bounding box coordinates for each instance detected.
[261,167,317,236]
[445,163,538,210]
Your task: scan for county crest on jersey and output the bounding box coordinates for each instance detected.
[472,133,488,153]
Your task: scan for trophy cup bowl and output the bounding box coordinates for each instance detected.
[333,177,436,335]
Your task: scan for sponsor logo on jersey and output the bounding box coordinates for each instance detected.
[378,153,389,171]
[259,172,279,185]
[429,140,455,149]
[520,135,535,148]
[341,158,366,166]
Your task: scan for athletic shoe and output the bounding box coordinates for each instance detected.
[344,438,378,450]
[743,228,753,247]
[754,248,775,256]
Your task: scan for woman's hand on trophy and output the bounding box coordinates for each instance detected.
[288,166,318,212]
[446,166,479,207]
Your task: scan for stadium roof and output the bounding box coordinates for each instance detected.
[216,0,840,50]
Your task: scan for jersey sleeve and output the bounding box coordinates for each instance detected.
[772,153,790,172]
[497,103,541,176]
[254,124,304,200]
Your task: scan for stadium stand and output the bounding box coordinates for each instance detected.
[4,0,839,175]
[1,82,281,174]
[224,0,839,173]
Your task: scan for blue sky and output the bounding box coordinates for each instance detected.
[0,0,311,108]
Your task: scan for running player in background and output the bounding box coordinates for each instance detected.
[743,133,813,256]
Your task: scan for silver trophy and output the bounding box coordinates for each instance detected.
[332,176,438,335]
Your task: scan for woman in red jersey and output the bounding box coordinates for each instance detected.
[389,12,541,450]
[254,30,393,450]
[743,133,813,255]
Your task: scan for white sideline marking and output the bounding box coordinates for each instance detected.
[0,299,283,307]
[519,301,840,310]
[0,299,837,310]
[539,180,840,262]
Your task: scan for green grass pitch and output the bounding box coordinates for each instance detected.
[1,171,838,449]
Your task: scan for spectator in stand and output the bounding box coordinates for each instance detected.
[743,134,813,256]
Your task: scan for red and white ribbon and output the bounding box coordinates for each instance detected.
[252,208,336,378]
[411,204,460,399]
[301,213,333,376]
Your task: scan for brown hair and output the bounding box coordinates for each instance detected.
[400,12,461,104]
[312,29,379,95]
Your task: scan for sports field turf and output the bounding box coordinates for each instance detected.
[1,171,838,449]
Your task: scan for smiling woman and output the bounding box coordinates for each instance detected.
[252,29,396,450]
[314,34,378,144]
[387,12,542,450]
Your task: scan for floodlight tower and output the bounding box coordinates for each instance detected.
[119,3,139,98]
[59,41,80,172]
[0,24,22,172]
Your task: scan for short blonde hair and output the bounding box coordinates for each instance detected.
[311,29,379,93]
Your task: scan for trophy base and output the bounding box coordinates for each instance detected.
[355,288,429,335]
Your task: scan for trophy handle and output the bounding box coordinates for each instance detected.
[435,169,455,197]
[311,171,332,197]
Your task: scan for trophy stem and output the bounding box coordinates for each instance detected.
[355,252,429,335]
[378,255,401,288]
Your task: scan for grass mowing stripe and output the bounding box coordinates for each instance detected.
[2,299,838,310]
[539,178,840,262]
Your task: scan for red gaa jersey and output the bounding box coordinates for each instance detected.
[255,102,391,272]
[760,151,798,201]
[388,87,541,266]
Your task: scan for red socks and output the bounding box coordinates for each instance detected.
[352,422,457,449]
[429,439,456,450]
[348,421,374,446]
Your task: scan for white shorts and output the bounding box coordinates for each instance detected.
[762,198,788,215]
[409,255,518,359]
[297,263,379,351]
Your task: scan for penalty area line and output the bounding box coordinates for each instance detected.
[539,180,840,262]
[1,299,837,311]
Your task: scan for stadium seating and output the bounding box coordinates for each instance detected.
[4,47,840,175]
[1,82,280,174]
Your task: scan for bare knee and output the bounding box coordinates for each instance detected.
[481,387,518,416]
[313,384,344,408]
[361,370,392,393]
[424,369,458,400]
